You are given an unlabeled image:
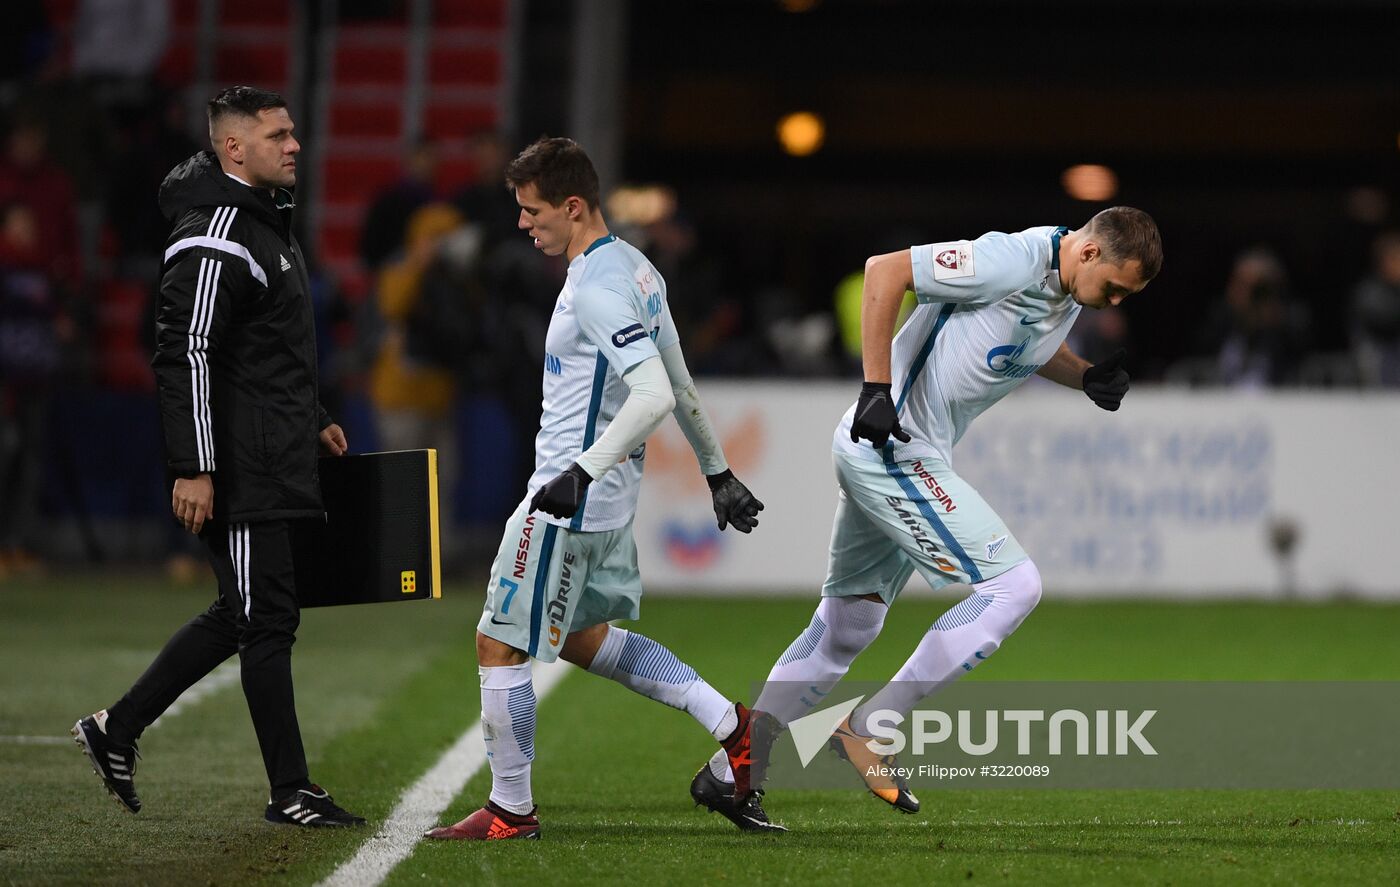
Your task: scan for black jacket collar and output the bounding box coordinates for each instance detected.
[158,151,294,233]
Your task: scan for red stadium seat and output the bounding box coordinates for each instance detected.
[312,5,509,287]
[335,39,407,85]
[434,0,507,28]
[427,45,500,86]
[322,151,403,204]
[222,0,291,26]
[422,100,500,141]
[331,100,404,139]
[215,43,289,84]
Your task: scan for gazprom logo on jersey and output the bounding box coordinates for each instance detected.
[985,336,1042,379]
[612,323,649,347]
[545,353,562,375]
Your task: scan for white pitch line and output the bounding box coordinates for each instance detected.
[0,735,74,746]
[1,660,242,747]
[318,658,572,887]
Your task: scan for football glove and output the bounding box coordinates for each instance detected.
[850,381,911,449]
[707,469,764,533]
[529,463,593,519]
[1082,349,1130,411]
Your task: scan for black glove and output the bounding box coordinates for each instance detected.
[529,462,593,519]
[707,469,765,533]
[850,381,911,449]
[1082,349,1130,411]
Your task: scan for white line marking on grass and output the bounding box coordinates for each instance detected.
[319,658,571,887]
[0,735,75,746]
[3,660,243,746]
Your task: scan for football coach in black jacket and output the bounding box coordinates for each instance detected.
[72,87,363,828]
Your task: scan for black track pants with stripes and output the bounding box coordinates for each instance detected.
[107,519,312,797]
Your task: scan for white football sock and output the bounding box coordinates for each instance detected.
[755,595,887,726]
[708,748,731,781]
[712,706,739,742]
[480,661,536,815]
[587,626,734,739]
[851,559,1042,736]
[709,595,887,783]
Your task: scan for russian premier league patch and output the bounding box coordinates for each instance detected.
[931,240,976,281]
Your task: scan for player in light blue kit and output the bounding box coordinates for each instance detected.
[425,138,779,840]
[702,207,1163,814]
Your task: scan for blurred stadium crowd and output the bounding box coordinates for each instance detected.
[2,0,1399,578]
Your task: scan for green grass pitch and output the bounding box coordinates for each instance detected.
[2,576,1398,885]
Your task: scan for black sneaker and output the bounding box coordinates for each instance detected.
[72,711,141,814]
[690,764,786,832]
[265,785,366,827]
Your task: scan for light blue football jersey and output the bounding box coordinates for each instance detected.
[833,226,1081,467]
[529,234,680,532]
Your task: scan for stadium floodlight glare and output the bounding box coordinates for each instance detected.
[777,111,825,157]
[1062,164,1118,201]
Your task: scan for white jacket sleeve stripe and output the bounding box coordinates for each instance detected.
[187,256,222,472]
[165,233,267,286]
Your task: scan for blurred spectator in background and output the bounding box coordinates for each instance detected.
[1197,248,1309,388]
[0,2,54,83]
[10,72,110,217]
[0,200,67,577]
[611,184,768,375]
[1350,230,1400,387]
[366,204,466,541]
[834,269,915,375]
[107,89,201,269]
[72,0,169,84]
[451,130,517,250]
[644,208,750,375]
[0,116,80,286]
[832,232,927,376]
[1067,305,1132,365]
[465,159,565,504]
[359,140,437,272]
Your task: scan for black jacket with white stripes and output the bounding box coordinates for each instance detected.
[153,151,330,523]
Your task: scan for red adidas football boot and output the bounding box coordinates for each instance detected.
[424,800,540,840]
[721,702,754,797]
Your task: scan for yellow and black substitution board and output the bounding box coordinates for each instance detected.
[294,449,442,608]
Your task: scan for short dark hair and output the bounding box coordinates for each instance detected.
[207,86,287,145]
[1087,206,1163,280]
[504,136,600,209]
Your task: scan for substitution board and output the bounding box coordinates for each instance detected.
[295,449,442,607]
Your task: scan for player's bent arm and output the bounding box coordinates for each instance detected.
[861,250,915,384]
[1036,341,1092,389]
[658,343,728,476]
[574,356,676,481]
